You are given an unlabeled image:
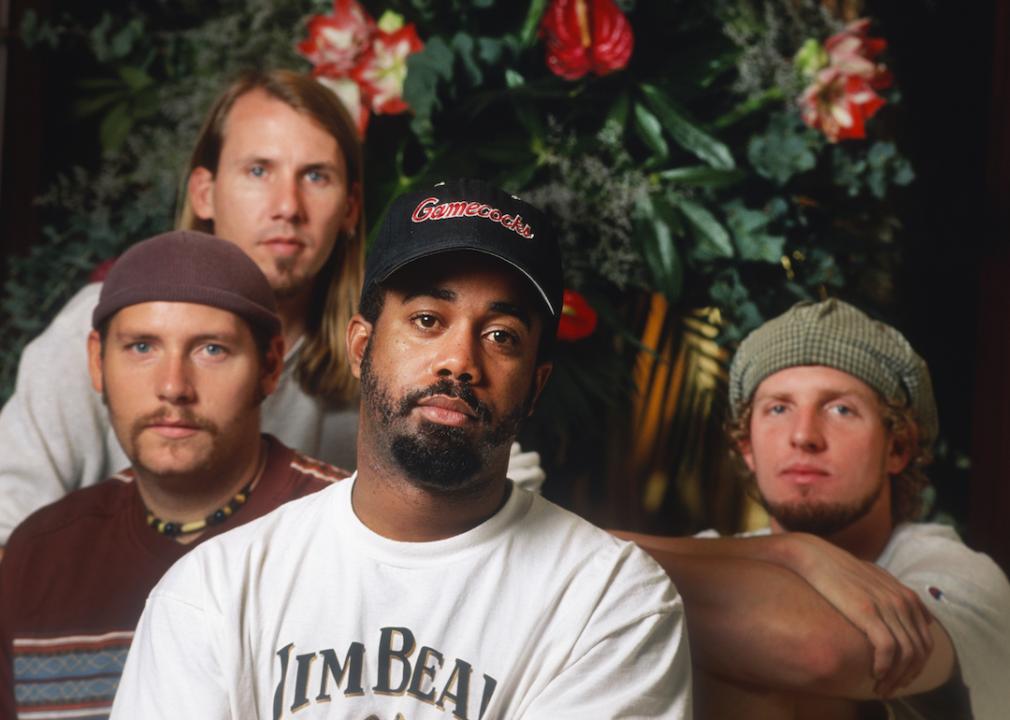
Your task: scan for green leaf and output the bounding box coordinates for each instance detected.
[74,91,125,117]
[99,102,133,153]
[117,65,153,92]
[713,86,785,129]
[723,200,786,263]
[658,166,745,187]
[634,195,683,303]
[678,198,734,260]
[404,37,455,146]
[519,0,550,48]
[633,103,669,161]
[639,83,734,170]
[606,91,630,130]
[747,112,818,185]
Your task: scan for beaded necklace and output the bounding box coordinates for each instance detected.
[146,480,255,537]
[145,444,267,538]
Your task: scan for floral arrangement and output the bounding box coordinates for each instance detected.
[5,1,915,481]
[297,0,424,134]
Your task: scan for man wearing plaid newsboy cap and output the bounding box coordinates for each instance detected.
[616,298,1010,720]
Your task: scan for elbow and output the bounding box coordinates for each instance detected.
[786,634,870,694]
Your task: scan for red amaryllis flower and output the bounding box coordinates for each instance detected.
[351,23,424,114]
[541,0,634,80]
[314,73,371,136]
[824,18,892,90]
[557,290,598,341]
[798,18,891,142]
[296,0,375,74]
[800,66,886,142]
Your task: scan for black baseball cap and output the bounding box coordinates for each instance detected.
[362,179,563,329]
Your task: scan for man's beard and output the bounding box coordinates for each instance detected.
[359,343,528,495]
[759,477,886,537]
[268,256,311,299]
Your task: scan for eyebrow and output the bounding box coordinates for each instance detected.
[401,288,532,328]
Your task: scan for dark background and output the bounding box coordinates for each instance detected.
[2,0,1009,571]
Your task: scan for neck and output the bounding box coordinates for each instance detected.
[275,288,312,354]
[134,435,267,544]
[352,425,512,542]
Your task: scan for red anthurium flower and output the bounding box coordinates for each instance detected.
[557,289,598,341]
[351,24,424,114]
[541,0,634,80]
[296,0,375,74]
[798,18,891,142]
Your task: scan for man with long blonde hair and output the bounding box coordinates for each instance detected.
[0,69,546,550]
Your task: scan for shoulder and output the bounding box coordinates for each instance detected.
[35,283,102,338]
[5,474,134,550]
[521,493,679,603]
[159,480,343,590]
[288,450,352,485]
[882,523,1010,595]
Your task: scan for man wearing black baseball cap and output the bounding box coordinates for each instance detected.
[0,231,350,720]
[112,180,692,719]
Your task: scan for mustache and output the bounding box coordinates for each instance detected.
[397,379,492,424]
[131,407,218,435]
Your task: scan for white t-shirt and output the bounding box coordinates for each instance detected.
[112,476,692,719]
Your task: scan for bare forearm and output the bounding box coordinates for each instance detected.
[649,548,877,694]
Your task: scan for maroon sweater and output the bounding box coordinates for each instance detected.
[0,436,348,719]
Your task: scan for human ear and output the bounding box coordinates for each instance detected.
[886,428,914,475]
[87,330,104,394]
[187,167,216,221]
[738,437,757,473]
[260,335,285,397]
[525,363,554,416]
[341,182,363,236]
[346,314,373,380]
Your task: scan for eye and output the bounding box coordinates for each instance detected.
[412,314,438,330]
[486,329,518,346]
[127,341,152,354]
[305,168,331,184]
[830,404,855,417]
[203,344,226,357]
[249,164,266,178]
[766,403,787,415]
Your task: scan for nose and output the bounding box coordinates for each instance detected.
[270,174,304,223]
[790,406,825,452]
[432,326,482,386]
[157,353,195,404]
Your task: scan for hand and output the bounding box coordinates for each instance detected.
[783,533,933,697]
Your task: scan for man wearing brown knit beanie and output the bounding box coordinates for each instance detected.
[0,69,544,552]
[616,299,1010,719]
[0,231,349,720]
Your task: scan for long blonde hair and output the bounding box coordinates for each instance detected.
[177,69,365,403]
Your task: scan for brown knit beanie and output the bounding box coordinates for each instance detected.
[92,230,281,337]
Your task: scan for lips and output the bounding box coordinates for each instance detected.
[780,464,831,484]
[260,237,305,257]
[146,420,202,439]
[415,395,479,426]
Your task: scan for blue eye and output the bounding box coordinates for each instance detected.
[250,165,266,178]
[305,169,329,184]
[129,342,151,354]
[204,344,225,356]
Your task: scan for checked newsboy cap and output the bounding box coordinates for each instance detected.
[729,299,939,446]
